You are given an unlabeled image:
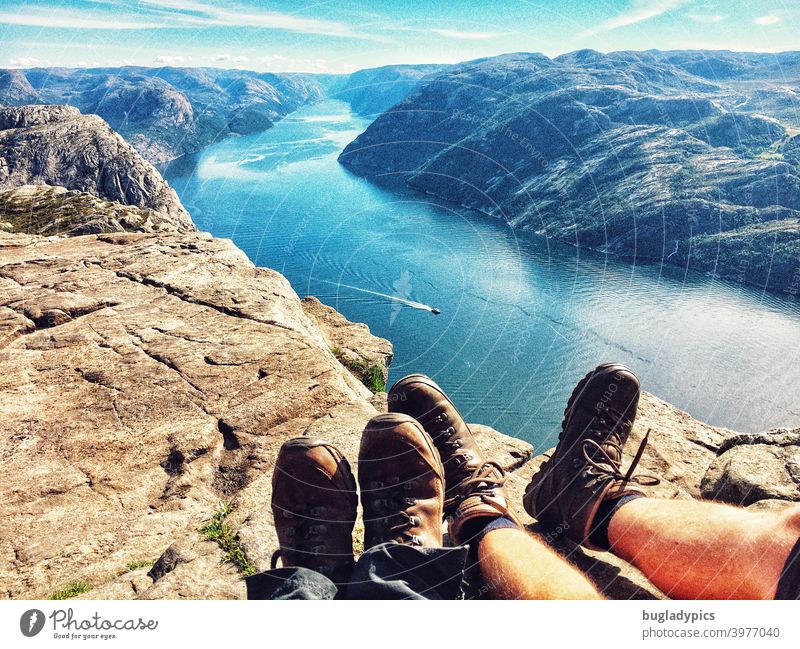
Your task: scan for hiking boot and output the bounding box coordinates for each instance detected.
[271,437,357,582]
[523,363,658,548]
[388,374,515,543]
[358,413,445,549]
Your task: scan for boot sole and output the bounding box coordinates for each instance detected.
[523,363,639,521]
[556,362,639,447]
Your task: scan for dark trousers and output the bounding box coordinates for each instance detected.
[246,542,469,600]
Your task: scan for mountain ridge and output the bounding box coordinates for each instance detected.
[0,66,325,164]
[339,49,800,295]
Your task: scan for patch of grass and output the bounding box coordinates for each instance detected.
[125,558,156,572]
[756,151,785,160]
[363,363,387,392]
[49,580,90,600]
[331,348,386,392]
[200,502,257,576]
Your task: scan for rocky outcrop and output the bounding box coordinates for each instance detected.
[3,67,324,164]
[0,185,193,236]
[339,50,800,295]
[301,296,393,390]
[0,230,391,599]
[701,429,800,505]
[1,227,795,601]
[0,105,193,232]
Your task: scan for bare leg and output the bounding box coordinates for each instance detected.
[476,527,604,599]
[608,498,800,599]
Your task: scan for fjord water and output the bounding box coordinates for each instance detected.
[166,100,800,447]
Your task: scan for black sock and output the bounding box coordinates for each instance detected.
[458,515,519,548]
[588,493,644,550]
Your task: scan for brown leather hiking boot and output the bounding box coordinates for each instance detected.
[271,437,357,582]
[358,413,445,549]
[388,374,516,544]
[523,363,658,549]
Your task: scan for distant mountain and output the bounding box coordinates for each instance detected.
[330,64,450,117]
[0,67,324,164]
[0,104,194,234]
[340,50,800,295]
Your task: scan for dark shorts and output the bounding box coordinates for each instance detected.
[776,536,800,600]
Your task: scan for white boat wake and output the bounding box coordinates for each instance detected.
[321,280,440,314]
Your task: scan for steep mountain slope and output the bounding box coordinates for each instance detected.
[0,105,193,233]
[330,64,450,116]
[339,50,800,294]
[1,67,324,164]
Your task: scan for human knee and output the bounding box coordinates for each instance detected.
[779,504,800,534]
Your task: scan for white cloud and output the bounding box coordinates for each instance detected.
[686,14,724,24]
[9,57,40,68]
[215,53,250,63]
[140,0,209,10]
[0,10,161,29]
[154,54,191,64]
[0,2,386,41]
[754,15,781,25]
[430,28,509,40]
[579,0,690,37]
[205,9,385,41]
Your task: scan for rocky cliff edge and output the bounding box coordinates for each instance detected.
[1,229,797,600]
[0,105,193,234]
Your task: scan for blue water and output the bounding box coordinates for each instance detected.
[166,99,800,448]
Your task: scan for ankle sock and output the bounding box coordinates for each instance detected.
[459,515,519,547]
[588,492,644,550]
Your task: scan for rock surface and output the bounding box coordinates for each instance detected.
[0,230,389,599]
[701,428,800,505]
[0,105,193,230]
[0,184,193,236]
[339,50,800,295]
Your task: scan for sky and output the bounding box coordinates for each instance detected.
[1,0,798,73]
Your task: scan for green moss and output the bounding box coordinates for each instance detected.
[331,348,386,393]
[125,558,156,572]
[49,580,90,600]
[200,502,257,576]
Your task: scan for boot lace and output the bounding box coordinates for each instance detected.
[581,425,660,490]
[444,461,507,510]
[429,410,508,508]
